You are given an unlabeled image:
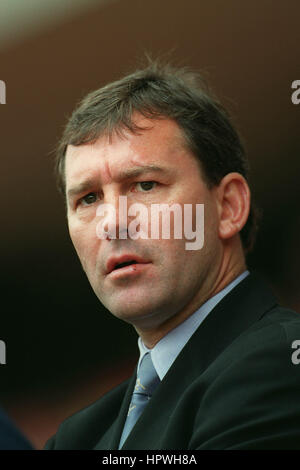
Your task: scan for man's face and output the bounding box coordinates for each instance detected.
[65,117,223,331]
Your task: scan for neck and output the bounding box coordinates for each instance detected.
[135,238,247,349]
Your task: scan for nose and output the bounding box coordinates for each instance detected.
[96,195,128,240]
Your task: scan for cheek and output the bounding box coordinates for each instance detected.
[160,234,211,285]
[156,238,193,268]
[69,222,99,271]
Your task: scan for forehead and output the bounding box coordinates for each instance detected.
[64,117,201,188]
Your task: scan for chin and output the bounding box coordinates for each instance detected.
[100,295,151,321]
[109,306,153,324]
[107,299,176,331]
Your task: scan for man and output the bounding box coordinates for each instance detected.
[45,60,300,450]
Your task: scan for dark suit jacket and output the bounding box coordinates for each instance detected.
[0,408,33,450]
[45,273,300,450]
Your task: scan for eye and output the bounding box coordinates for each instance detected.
[79,192,98,206]
[135,181,157,192]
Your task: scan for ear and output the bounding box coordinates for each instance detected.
[216,172,250,241]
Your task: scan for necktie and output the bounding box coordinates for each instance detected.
[118,352,160,449]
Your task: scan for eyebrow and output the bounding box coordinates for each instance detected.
[67,164,170,200]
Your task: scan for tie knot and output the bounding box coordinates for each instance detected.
[134,353,160,396]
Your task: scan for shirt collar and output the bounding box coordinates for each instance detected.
[138,270,250,380]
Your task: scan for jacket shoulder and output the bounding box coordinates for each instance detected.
[44,379,130,449]
[191,305,300,449]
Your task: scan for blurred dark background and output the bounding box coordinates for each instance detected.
[0,0,299,448]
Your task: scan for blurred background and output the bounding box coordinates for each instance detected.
[0,0,299,449]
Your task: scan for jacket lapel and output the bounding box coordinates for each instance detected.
[120,273,278,449]
[94,367,137,449]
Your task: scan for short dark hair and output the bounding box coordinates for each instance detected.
[55,59,259,253]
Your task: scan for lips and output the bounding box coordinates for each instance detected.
[106,255,151,274]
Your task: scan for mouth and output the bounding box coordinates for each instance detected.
[106,255,151,274]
